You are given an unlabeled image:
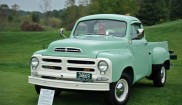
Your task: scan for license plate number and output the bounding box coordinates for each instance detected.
[76,72,92,82]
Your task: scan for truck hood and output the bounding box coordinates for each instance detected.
[42,36,128,58]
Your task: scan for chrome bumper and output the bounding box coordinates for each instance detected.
[28,76,110,91]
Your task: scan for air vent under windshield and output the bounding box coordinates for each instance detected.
[54,47,81,53]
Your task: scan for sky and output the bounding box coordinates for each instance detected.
[0,0,67,12]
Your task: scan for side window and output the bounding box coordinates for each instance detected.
[130,23,141,39]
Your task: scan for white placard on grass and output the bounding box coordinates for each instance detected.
[38,89,55,105]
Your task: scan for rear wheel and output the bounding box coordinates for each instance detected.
[153,65,167,87]
[105,73,131,105]
[35,85,61,96]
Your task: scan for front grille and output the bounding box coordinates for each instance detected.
[42,65,62,70]
[54,47,81,53]
[67,60,95,65]
[40,57,96,72]
[67,67,95,72]
[42,58,62,63]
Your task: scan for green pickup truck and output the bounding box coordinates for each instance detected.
[28,14,176,105]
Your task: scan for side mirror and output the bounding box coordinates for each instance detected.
[60,28,66,38]
[133,29,144,40]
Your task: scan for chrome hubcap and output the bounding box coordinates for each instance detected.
[161,67,166,83]
[116,83,124,98]
[115,79,128,102]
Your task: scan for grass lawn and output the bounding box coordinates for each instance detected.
[0,20,182,105]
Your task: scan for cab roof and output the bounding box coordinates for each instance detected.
[78,14,140,23]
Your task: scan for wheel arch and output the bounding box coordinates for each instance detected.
[122,66,134,85]
[164,60,170,70]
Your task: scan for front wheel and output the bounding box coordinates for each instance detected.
[105,73,131,105]
[153,66,167,87]
[35,85,61,96]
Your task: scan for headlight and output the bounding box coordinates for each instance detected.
[31,57,39,67]
[98,60,108,72]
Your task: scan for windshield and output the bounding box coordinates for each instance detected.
[73,19,127,37]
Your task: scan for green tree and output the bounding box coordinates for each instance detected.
[137,0,169,25]
[170,0,182,20]
[39,0,52,26]
[50,10,62,18]
[88,0,139,15]
[62,0,141,30]
[0,4,9,21]
[0,4,9,9]
[8,15,14,22]
[63,0,79,30]
[0,4,9,30]
[32,13,40,23]
[11,4,20,16]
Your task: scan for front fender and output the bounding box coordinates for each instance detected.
[97,49,133,82]
[152,47,169,64]
[33,49,46,55]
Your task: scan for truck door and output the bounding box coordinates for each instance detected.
[130,23,150,80]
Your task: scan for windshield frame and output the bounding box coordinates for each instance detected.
[73,19,127,38]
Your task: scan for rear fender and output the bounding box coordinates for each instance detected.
[152,47,169,64]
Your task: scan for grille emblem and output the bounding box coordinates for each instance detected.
[54,47,81,53]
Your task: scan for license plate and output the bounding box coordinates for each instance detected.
[76,72,92,82]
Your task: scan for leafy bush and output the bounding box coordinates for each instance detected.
[21,21,43,31]
[32,13,40,23]
[48,17,61,28]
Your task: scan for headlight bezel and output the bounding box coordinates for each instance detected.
[31,57,39,68]
[98,60,109,72]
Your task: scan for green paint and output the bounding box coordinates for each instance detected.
[32,14,170,83]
